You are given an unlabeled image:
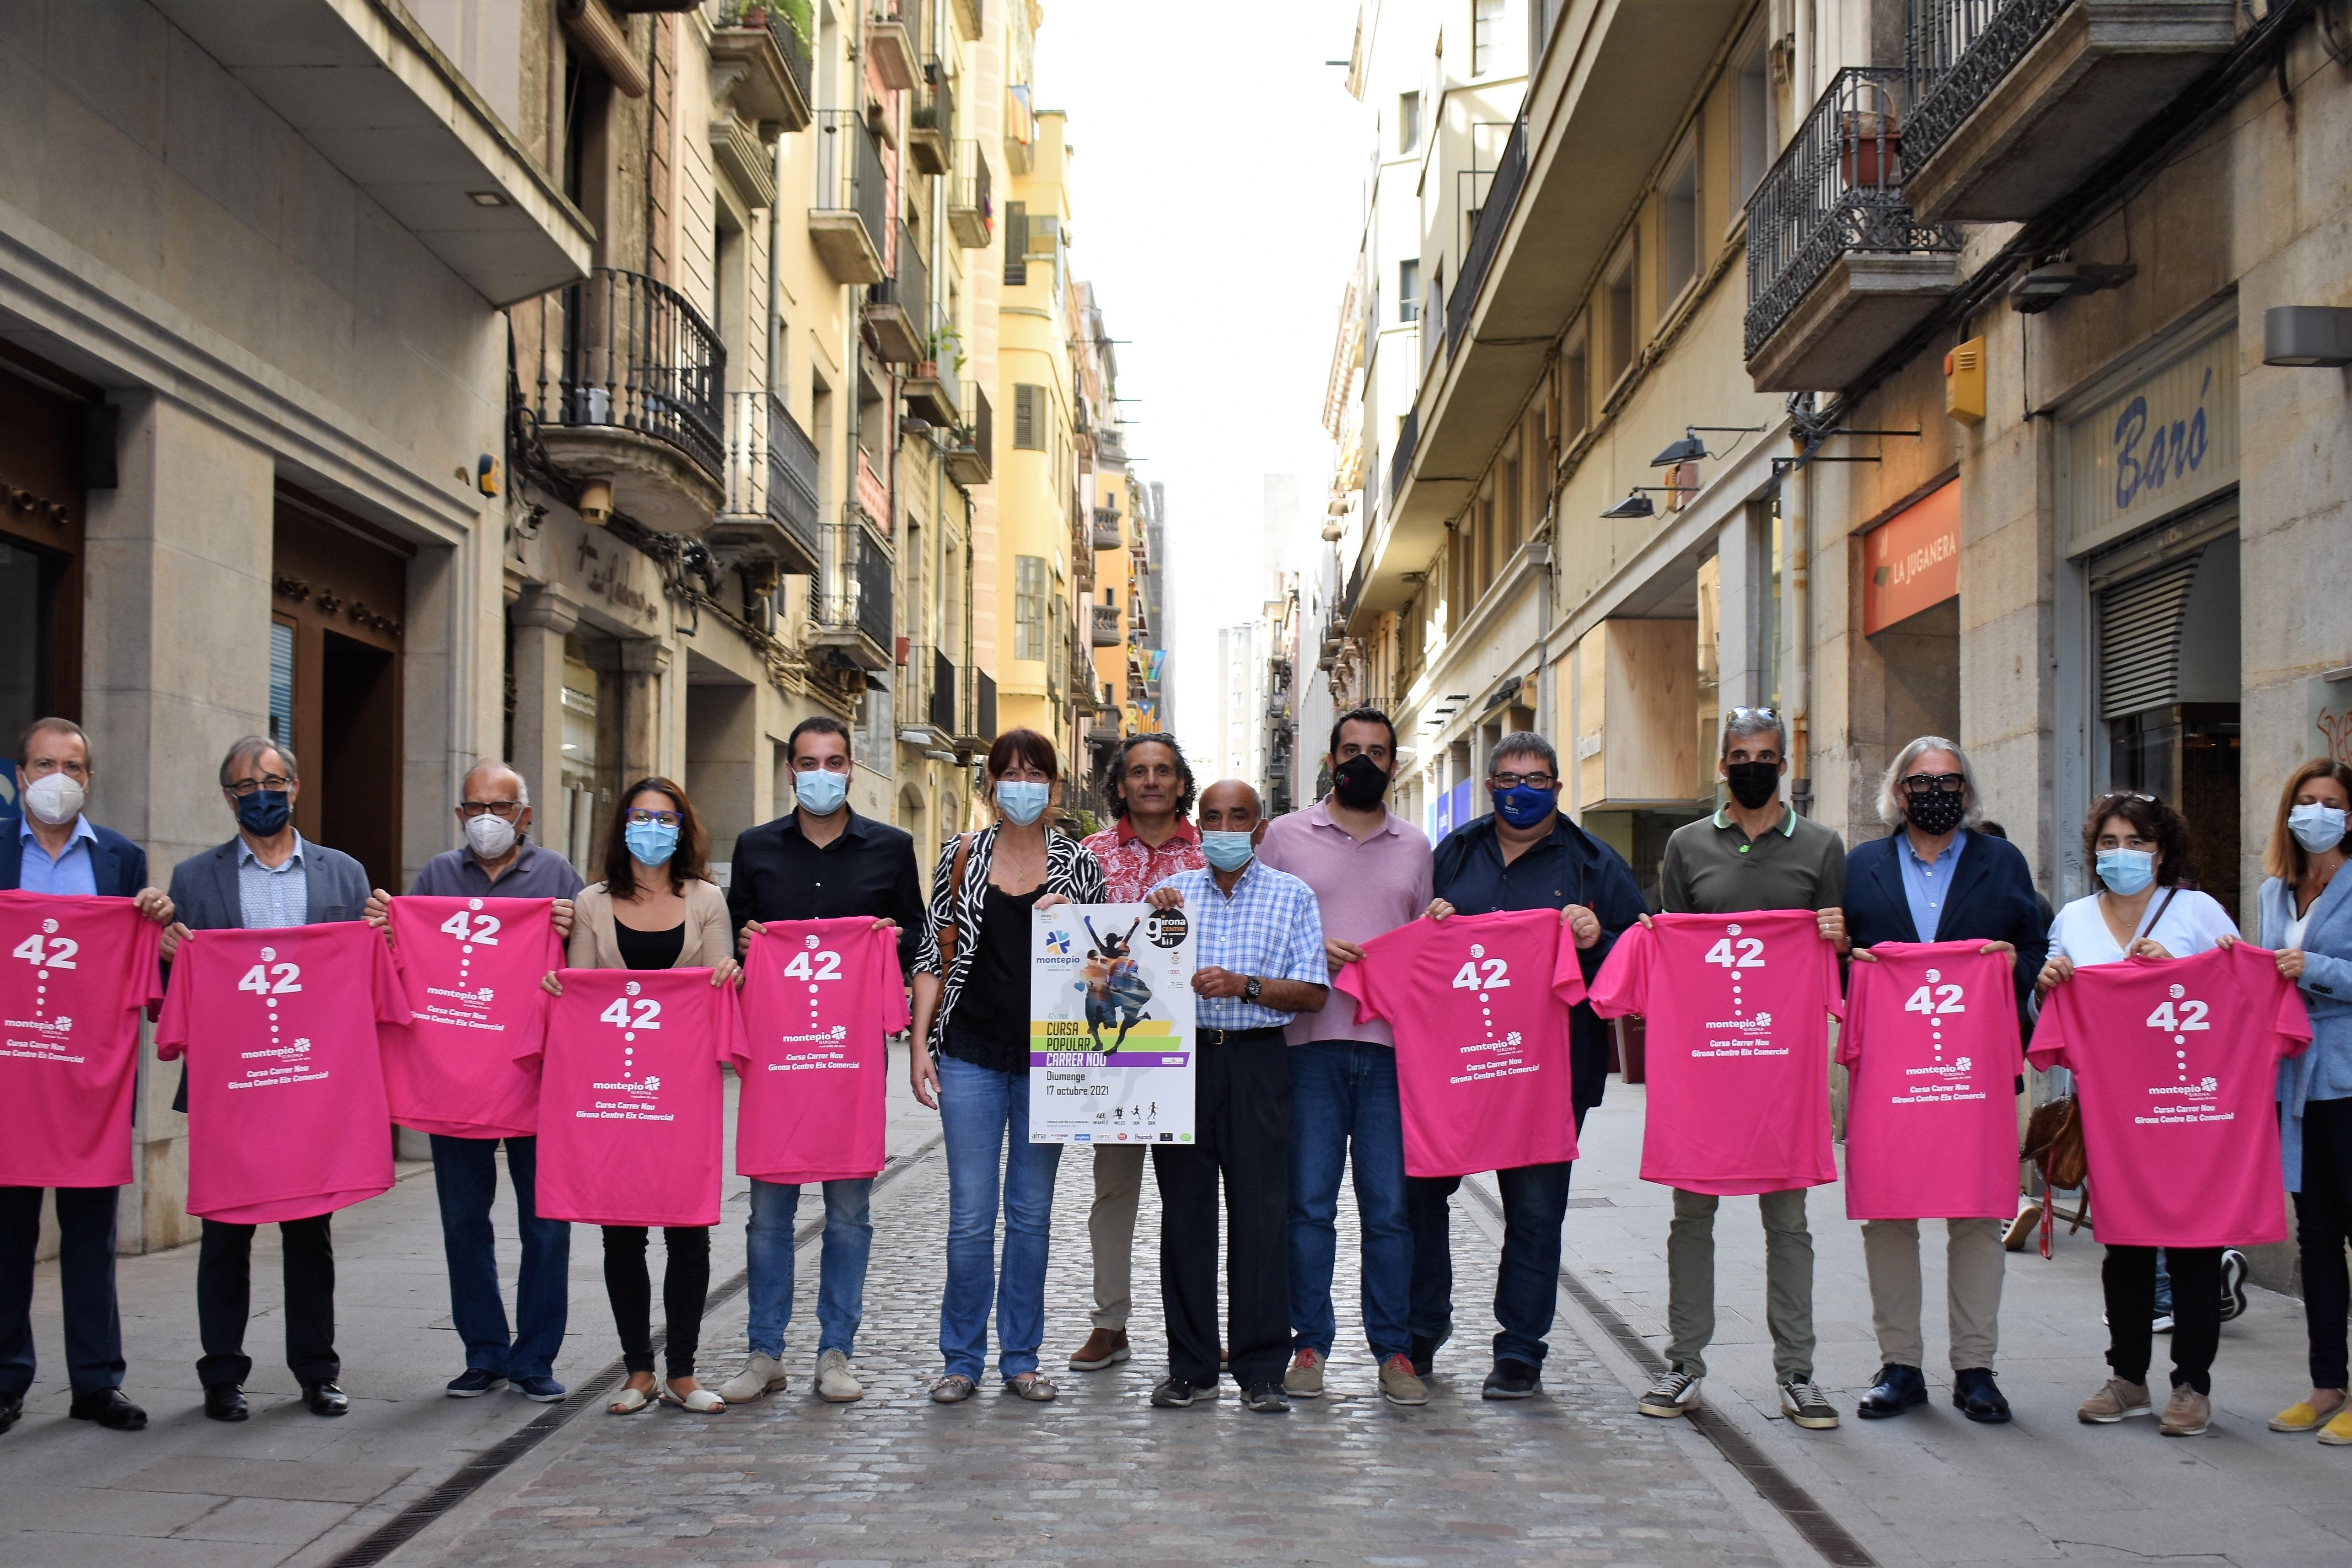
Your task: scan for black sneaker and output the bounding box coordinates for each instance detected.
[0,1390,21,1434]
[1482,1360,1541,1400]
[1241,1382,1290,1414]
[2219,1248,2250,1323]
[1407,1332,1443,1378]
[1150,1377,1207,1408]
[1779,1378,1839,1430]
[446,1369,506,1398]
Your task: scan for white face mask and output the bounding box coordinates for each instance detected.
[2290,802,2348,855]
[22,772,85,827]
[465,811,520,859]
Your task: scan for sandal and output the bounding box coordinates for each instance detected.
[659,1381,725,1414]
[929,1374,977,1404]
[606,1382,655,1415]
[1006,1372,1058,1402]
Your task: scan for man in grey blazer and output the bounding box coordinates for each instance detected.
[161,736,371,1423]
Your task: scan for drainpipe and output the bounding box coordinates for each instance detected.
[1788,457,1814,819]
[766,134,784,392]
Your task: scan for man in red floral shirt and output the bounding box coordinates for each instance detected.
[1068,733,1203,1372]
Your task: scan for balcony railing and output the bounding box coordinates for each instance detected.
[1090,603,1122,647]
[708,1,812,130]
[543,266,725,481]
[1387,405,1418,510]
[948,140,993,247]
[1903,0,2066,175]
[1445,115,1527,353]
[811,110,888,283]
[943,381,992,485]
[1742,67,1963,360]
[865,221,930,362]
[717,391,822,574]
[1090,507,1120,550]
[929,645,956,733]
[909,55,954,173]
[813,509,894,661]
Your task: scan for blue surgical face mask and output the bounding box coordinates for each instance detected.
[1202,829,1257,872]
[235,789,292,837]
[794,768,849,816]
[995,780,1050,826]
[2096,848,2155,897]
[625,820,680,868]
[2289,802,2348,854]
[1491,783,1556,830]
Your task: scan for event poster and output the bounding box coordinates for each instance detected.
[1028,902,1196,1144]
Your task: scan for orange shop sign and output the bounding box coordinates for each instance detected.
[1863,480,1959,635]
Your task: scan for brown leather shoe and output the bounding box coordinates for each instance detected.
[1068,1328,1130,1371]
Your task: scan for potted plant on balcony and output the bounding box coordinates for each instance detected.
[1838,81,1903,190]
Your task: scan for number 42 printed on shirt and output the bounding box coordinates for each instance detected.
[236,961,302,994]
[11,931,79,968]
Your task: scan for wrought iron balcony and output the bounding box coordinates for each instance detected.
[1387,406,1418,514]
[1743,67,1963,391]
[536,268,727,526]
[707,2,812,133]
[811,111,888,284]
[1090,603,1122,647]
[711,391,822,577]
[944,381,991,486]
[928,645,956,735]
[1901,0,2235,222]
[909,55,954,174]
[810,507,894,669]
[865,222,929,364]
[948,140,993,247]
[1445,114,1527,354]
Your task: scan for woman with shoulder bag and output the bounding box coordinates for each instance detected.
[2259,760,2352,1443]
[2034,790,2239,1435]
[547,778,740,1415]
[909,730,1107,1404]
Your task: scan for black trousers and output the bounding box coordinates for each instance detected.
[1153,1031,1291,1389]
[197,1215,338,1388]
[2295,1096,2352,1389]
[2104,1243,2222,1394]
[0,1187,125,1397]
[1406,1159,1576,1370]
[601,1225,710,1379]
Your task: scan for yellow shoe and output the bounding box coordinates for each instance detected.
[2272,1400,2331,1433]
[2320,1408,2352,1446]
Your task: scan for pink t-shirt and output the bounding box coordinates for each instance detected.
[1838,941,2026,1219]
[155,924,408,1223]
[0,892,164,1188]
[2027,942,2310,1247]
[732,918,910,1184]
[1588,909,1843,1196]
[1334,909,1586,1177]
[379,896,567,1138]
[529,967,732,1227]
[1258,802,1434,1047]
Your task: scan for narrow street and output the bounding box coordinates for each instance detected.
[7,1058,2349,1568]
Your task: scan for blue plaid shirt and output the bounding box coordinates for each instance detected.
[236,834,310,929]
[1151,861,1329,1031]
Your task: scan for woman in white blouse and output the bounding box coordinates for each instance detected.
[2035,790,2239,1438]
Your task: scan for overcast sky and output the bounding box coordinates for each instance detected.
[1034,0,1364,767]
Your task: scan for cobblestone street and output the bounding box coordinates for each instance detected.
[412,1142,1781,1568]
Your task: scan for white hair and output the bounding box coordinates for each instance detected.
[1876,736,1985,830]
[463,758,530,809]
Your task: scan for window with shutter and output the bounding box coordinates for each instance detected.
[1015,554,1047,660]
[2096,553,2203,720]
[1004,201,1028,286]
[1013,384,1044,450]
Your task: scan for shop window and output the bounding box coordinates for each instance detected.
[559,630,623,874]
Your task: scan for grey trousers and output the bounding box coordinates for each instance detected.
[1860,1217,2005,1373]
[1087,1145,1148,1330]
[1665,1187,1815,1382]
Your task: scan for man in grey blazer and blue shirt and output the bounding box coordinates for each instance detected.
[161,736,371,1422]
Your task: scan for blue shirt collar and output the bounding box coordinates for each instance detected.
[17,813,96,850]
[1899,827,1966,866]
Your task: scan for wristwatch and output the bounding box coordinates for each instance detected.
[1242,976,1263,1004]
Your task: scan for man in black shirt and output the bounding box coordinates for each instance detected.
[1409,732,1646,1399]
[717,717,923,1407]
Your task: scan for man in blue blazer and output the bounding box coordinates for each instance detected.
[161,736,372,1423]
[1842,736,2048,1428]
[0,718,174,1437]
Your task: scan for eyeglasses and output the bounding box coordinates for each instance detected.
[1727,706,1779,721]
[1488,771,1558,791]
[2094,789,2159,806]
[1901,773,1967,796]
[226,776,294,797]
[459,800,526,820]
[625,808,683,828]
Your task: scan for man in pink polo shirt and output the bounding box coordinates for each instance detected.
[1067,734,1205,1374]
[1256,708,1434,1407]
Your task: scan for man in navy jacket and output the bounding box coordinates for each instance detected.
[0,718,174,1436]
[1842,736,2048,1427]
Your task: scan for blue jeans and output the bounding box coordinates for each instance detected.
[430,1135,569,1380]
[744,1177,873,1358]
[1408,1155,1577,1371]
[1287,1039,1412,1361]
[937,1054,1063,1381]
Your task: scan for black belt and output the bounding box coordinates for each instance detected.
[1196,1026,1285,1047]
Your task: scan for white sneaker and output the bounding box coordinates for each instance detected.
[1638,1365,1702,1418]
[716,1352,788,1404]
[814,1349,864,1404]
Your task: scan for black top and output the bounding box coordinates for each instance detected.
[614,921,685,971]
[1431,811,1650,1117]
[940,884,1043,1075]
[726,807,926,975]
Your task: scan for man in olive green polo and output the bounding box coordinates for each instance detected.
[1639,707,1848,1431]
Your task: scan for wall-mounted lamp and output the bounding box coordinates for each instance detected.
[577,478,614,525]
[2008,261,2135,315]
[1649,424,1764,466]
[2263,306,2352,367]
[1600,485,1692,518]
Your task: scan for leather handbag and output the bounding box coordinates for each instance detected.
[934,833,975,968]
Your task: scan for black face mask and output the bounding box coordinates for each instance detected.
[1905,790,1967,837]
[1724,761,1781,811]
[1331,755,1391,811]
